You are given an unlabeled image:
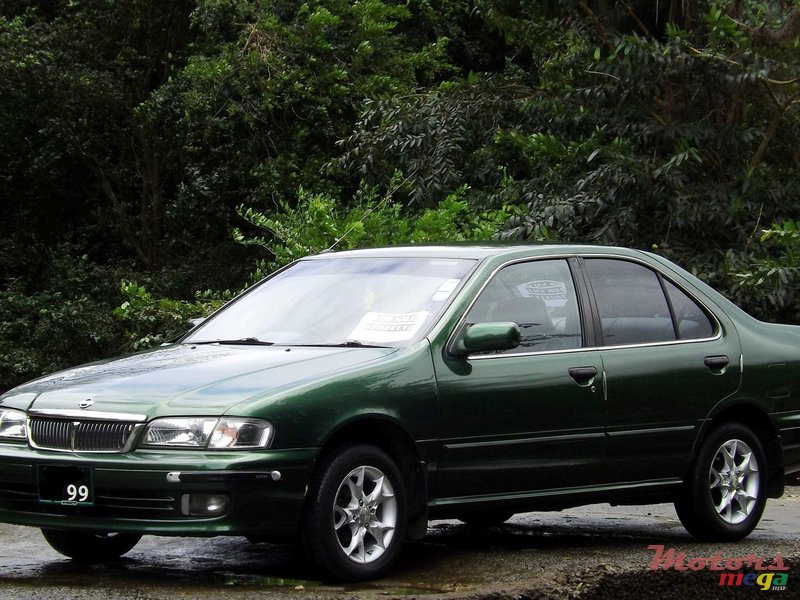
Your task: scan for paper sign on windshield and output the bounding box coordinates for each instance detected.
[349,311,430,343]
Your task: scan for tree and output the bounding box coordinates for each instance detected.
[0,2,198,272]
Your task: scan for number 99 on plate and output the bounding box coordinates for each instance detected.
[37,465,94,506]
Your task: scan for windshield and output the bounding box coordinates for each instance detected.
[185,256,475,347]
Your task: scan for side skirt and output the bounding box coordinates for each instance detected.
[427,479,682,519]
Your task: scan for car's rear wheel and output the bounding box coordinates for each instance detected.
[675,422,767,541]
[303,444,407,581]
[41,529,142,562]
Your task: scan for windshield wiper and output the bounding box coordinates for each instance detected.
[292,341,390,349]
[190,338,275,346]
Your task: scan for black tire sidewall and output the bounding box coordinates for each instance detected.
[680,423,767,541]
[303,444,407,581]
[41,529,141,562]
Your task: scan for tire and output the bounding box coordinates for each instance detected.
[675,423,767,541]
[457,511,515,527]
[41,529,142,562]
[303,444,407,581]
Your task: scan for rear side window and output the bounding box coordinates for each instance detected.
[663,280,715,340]
[466,259,582,354]
[585,259,716,346]
[585,259,676,346]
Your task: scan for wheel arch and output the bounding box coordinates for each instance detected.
[310,415,429,539]
[702,403,784,498]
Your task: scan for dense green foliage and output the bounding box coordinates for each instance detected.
[2,0,800,391]
[234,179,509,280]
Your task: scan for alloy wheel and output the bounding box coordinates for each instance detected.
[332,465,397,564]
[708,438,760,525]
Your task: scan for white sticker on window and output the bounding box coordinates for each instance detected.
[516,280,568,307]
[349,311,430,343]
[432,278,461,302]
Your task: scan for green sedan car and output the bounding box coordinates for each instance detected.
[1,244,799,580]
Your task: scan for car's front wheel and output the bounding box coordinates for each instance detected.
[303,444,407,581]
[675,422,767,541]
[41,529,142,562]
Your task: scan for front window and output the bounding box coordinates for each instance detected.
[465,259,582,354]
[185,257,475,347]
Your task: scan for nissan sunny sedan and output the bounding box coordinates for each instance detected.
[1,244,799,580]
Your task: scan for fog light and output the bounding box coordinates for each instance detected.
[180,493,230,516]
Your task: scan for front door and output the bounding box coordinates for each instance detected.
[432,258,607,503]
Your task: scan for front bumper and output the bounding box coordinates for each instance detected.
[0,442,315,538]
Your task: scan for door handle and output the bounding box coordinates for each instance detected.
[704,355,729,371]
[569,366,598,385]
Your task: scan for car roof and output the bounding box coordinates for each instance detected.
[304,243,650,262]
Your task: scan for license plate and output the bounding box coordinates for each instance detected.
[37,465,94,506]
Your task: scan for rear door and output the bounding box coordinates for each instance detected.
[581,257,741,483]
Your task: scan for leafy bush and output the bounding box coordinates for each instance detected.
[727,221,800,323]
[233,181,510,281]
[113,283,225,352]
[0,253,124,393]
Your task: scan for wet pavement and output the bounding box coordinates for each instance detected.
[1,488,798,599]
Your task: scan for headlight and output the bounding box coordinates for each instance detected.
[141,417,273,449]
[0,409,27,441]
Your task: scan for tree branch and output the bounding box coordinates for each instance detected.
[578,1,613,51]
[747,89,800,175]
[622,2,653,38]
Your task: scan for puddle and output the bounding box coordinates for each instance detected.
[213,573,321,588]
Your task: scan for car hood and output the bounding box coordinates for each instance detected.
[3,344,398,420]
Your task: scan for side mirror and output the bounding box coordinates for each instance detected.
[451,322,521,356]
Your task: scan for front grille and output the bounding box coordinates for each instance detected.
[30,418,137,452]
